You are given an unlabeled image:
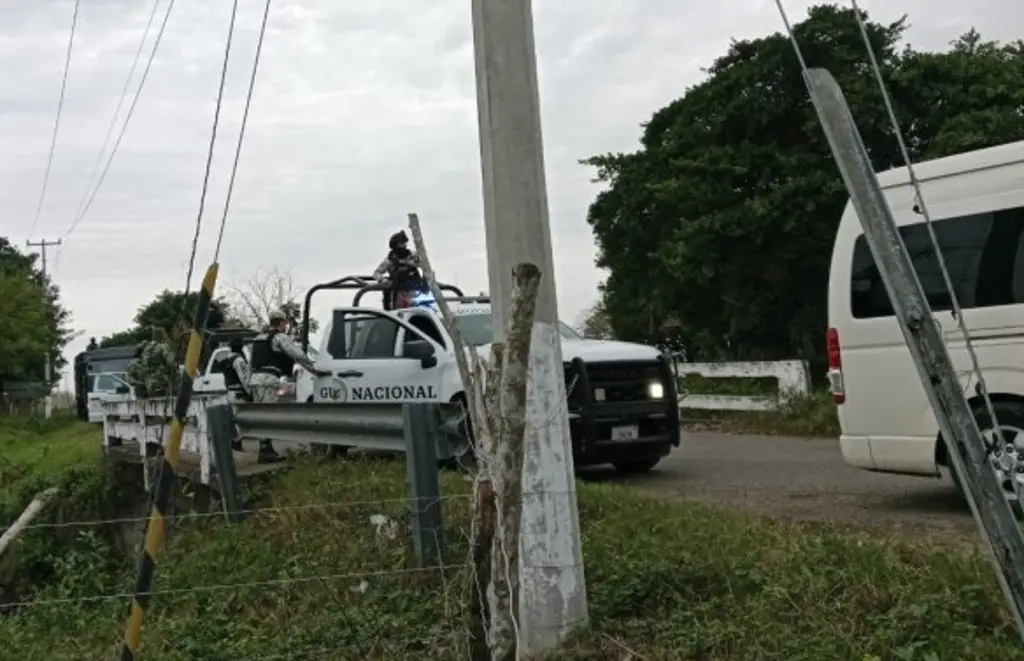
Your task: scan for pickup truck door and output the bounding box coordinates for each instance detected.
[312,307,443,404]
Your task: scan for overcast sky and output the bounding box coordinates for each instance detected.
[1,0,1020,381]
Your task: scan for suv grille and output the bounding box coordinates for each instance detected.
[564,360,663,405]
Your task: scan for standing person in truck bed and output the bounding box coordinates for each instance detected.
[373,229,423,309]
[248,309,330,463]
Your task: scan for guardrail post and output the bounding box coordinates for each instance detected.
[404,403,443,567]
[206,404,244,523]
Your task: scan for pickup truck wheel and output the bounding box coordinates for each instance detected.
[612,457,661,475]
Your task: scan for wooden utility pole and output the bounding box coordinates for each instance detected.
[25,238,62,418]
[470,0,588,655]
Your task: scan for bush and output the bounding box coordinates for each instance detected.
[0,415,119,605]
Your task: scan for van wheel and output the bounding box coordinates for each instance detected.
[956,400,1024,514]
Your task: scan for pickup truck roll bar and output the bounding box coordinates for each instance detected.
[300,274,465,350]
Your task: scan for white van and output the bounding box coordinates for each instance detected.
[827,140,1024,498]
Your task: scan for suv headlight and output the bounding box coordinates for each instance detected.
[647,381,664,399]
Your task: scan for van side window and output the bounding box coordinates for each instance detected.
[850,206,1024,319]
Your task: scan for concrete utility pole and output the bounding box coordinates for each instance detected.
[470,0,588,655]
[25,238,62,418]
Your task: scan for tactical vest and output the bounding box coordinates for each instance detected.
[387,251,421,289]
[211,352,246,391]
[250,331,295,376]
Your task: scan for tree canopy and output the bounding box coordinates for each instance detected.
[0,238,74,387]
[99,267,317,349]
[99,289,232,350]
[584,4,1024,374]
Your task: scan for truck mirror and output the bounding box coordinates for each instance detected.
[115,386,130,395]
[404,339,437,369]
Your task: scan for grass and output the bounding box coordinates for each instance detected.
[679,370,841,437]
[2,419,1023,660]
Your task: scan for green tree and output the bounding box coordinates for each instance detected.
[101,290,231,354]
[0,273,52,380]
[0,238,74,387]
[576,300,614,340]
[583,4,1024,375]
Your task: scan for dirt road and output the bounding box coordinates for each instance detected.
[581,431,978,546]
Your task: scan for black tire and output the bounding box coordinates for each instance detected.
[612,457,662,475]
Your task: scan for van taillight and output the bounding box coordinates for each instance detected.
[826,327,845,404]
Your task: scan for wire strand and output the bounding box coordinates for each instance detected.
[183,0,241,296]
[845,0,1005,452]
[69,0,162,230]
[214,0,274,261]
[62,0,178,240]
[28,0,81,239]
[3,493,470,534]
[4,564,465,609]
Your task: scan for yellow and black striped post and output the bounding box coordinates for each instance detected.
[120,264,219,661]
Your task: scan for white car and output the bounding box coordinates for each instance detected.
[298,300,681,473]
[87,371,132,422]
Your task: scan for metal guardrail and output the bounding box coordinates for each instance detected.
[676,360,812,412]
[102,395,468,487]
[231,401,465,461]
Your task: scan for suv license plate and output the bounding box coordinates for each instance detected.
[610,425,639,442]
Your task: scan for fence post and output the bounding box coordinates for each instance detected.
[404,403,443,567]
[206,404,244,523]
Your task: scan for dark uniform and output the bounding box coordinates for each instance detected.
[247,310,324,462]
[373,230,423,309]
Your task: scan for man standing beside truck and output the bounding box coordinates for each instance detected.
[248,309,330,463]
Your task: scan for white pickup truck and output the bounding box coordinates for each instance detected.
[297,298,681,473]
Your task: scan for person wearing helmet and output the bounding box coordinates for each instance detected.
[372,230,423,309]
[209,337,252,451]
[247,309,331,463]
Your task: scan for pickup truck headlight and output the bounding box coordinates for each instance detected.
[647,381,664,399]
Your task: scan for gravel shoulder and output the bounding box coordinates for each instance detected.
[580,431,979,549]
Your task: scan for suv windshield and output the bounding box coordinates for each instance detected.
[452,313,581,346]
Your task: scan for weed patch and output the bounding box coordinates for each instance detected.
[1,424,1020,660]
[0,414,126,607]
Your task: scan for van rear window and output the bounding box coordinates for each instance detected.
[850,206,1024,319]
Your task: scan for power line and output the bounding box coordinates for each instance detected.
[61,0,178,240]
[183,0,242,297]
[28,0,82,239]
[214,0,274,261]
[70,0,163,229]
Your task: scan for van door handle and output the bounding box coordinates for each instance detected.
[335,370,364,378]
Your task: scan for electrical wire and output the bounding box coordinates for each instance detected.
[772,0,1024,639]
[69,0,163,230]
[28,0,81,239]
[183,0,241,298]
[845,0,1005,454]
[214,0,274,262]
[62,0,178,240]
